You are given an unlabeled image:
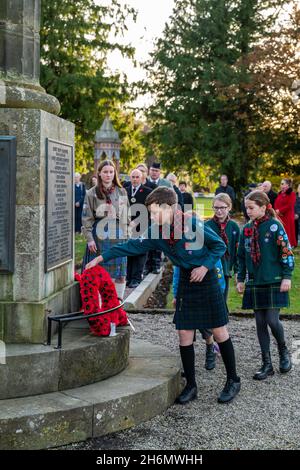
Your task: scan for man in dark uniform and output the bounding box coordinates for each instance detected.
[74,172,86,233]
[125,169,152,287]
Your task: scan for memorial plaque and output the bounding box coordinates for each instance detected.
[45,138,73,271]
[0,137,16,274]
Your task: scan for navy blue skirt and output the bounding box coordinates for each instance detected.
[173,268,229,330]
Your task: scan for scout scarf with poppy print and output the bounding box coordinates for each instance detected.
[213,215,230,259]
[249,214,270,265]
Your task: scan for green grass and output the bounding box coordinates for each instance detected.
[167,248,300,314]
[75,233,86,266]
[195,196,214,219]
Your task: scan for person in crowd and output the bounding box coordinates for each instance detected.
[274,178,297,247]
[74,172,86,234]
[179,181,194,212]
[90,175,98,188]
[86,187,241,405]
[81,160,130,300]
[206,193,240,302]
[215,175,235,205]
[125,169,152,288]
[237,190,293,380]
[148,162,173,188]
[195,193,240,371]
[135,163,157,190]
[261,180,277,207]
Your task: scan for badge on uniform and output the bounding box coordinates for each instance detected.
[270,224,278,232]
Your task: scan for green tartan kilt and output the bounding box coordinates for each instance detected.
[173,268,229,330]
[242,283,289,310]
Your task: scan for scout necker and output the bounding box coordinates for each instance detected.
[86,187,241,405]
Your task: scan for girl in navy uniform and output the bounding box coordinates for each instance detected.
[197,193,240,370]
[206,193,240,301]
[237,190,293,380]
[86,187,241,405]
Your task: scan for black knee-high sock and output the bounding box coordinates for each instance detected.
[179,344,196,388]
[218,338,239,382]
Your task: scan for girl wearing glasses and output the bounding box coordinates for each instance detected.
[206,193,240,301]
[198,193,240,371]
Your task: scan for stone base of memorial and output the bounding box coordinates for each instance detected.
[0,109,80,343]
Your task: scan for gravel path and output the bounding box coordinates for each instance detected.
[65,314,300,450]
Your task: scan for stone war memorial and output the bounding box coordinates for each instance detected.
[0,0,180,450]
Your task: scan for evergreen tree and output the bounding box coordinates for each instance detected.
[144,0,299,191]
[40,0,144,172]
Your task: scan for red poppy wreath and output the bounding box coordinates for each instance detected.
[75,266,128,336]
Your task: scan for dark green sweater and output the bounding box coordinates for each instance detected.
[102,216,226,271]
[205,219,240,277]
[237,218,294,285]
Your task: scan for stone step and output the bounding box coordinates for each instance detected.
[0,323,130,399]
[0,339,181,450]
[124,269,164,309]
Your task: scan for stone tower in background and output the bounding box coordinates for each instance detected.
[0,0,79,343]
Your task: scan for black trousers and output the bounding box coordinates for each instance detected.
[75,206,83,233]
[127,254,147,283]
[145,250,161,271]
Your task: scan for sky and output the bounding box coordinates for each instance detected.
[105,0,175,109]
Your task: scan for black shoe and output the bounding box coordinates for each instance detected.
[218,378,241,404]
[127,281,139,288]
[175,385,197,405]
[253,352,274,380]
[181,371,186,378]
[278,343,292,373]
[152,268,161,274]
[205,343,216,370]
[143,269,151,276]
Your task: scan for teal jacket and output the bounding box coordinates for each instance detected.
[205,219,240,277]
[102,216,226,271]
[237,218,294,285]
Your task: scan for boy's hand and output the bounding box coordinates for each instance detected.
[236,282,245,294]
[190,266,208,282]
[85,256,103,270]
[172,298,176,307]
[280,279,291,292]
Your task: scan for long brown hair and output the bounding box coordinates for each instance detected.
[245,190,277,219]
[96,160,122,199]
